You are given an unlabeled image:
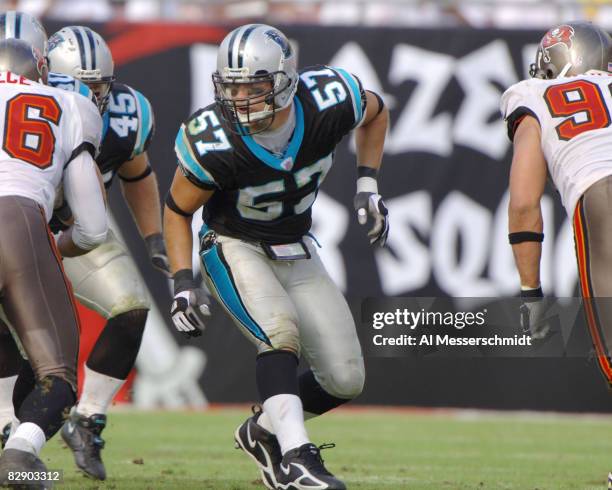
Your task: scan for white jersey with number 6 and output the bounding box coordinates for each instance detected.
[501,71,612,216]
[0,70,102,219]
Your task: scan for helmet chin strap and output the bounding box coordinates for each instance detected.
[558,62,572,77]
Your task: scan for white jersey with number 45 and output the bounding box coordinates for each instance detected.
[501,71,612,216]
[0,71,101,219]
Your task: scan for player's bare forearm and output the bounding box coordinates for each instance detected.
[355,91,389,171]
[164,210,193,274]
[508,115,547,289]
[57,228,91,257]
[509,212,543,289]
[164,169,215,275]
[119,152,163,238]
[121,172,162,237]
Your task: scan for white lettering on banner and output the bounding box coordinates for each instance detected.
[453,40,518,160]
[372,191,577,297]
[374,191,432,293]
[387,45,455,156]
[432,191,494,296]
[488,190,518,295]
[328,42,396,110]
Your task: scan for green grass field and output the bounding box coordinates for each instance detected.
[38,407,612,490]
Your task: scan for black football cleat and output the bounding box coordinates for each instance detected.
[60,412,107,480]
[276,443,346,490]
[0,448,52,489]
[234,406,282,490]
[1,422,10,449]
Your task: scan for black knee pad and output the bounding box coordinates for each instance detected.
[18,375,75,439]
[87,309,148,380]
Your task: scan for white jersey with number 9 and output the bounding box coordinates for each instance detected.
[501,71,612,217]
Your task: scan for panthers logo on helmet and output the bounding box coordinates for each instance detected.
[47,33,63,54]
[541,25,575,63]
[265,29,292,59]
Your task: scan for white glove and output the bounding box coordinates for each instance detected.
[171,289,210,338]
[354,191,389,247]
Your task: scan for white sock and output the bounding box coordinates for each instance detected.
[5,422,45,456]
[263,394,309,455]
[77,366,124,417]
[257,410,274,433]
[0,375,17,429]
[257,408,318,434]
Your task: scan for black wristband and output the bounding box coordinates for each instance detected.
[357,166,378,179]
[508,231,544,244]
[144,233,165,256]
[119,165,153,183]
[173,268,195,294]
[165,191,193,218]
[520,287,543,298]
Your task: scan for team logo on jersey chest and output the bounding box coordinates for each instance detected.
[541,25,575,63]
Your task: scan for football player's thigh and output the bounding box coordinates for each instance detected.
[62,228,150,319]
[200,235,299,353]
[286,242,364,395]
[581,177,612,352]
[0,199,78,382]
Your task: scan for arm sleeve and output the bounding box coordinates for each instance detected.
[174,123,221,190]
[330,67,367,132]
[500,81,540,142]
[130,88,156,158]
[63,151,108,250]
[66,92,103,163]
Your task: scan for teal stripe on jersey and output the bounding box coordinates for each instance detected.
[334,67,363,125]
[133,89,153,156]
[174,126,216,186]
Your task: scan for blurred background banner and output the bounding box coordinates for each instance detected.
[41,20,611,411]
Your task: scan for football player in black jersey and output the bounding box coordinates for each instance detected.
[41,26,167,480]
[166,24,389,490]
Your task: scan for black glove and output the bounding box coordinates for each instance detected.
[354,192,389,247]
[171,288,210,338]
[145,233,171,278]
[520,287,550,340]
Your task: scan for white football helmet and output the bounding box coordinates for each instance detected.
[213,24,298,134]
[0,11,47,57]
[47,26,115,112]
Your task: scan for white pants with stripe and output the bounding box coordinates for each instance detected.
[200,232,364,399]
[62,228,151,319]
